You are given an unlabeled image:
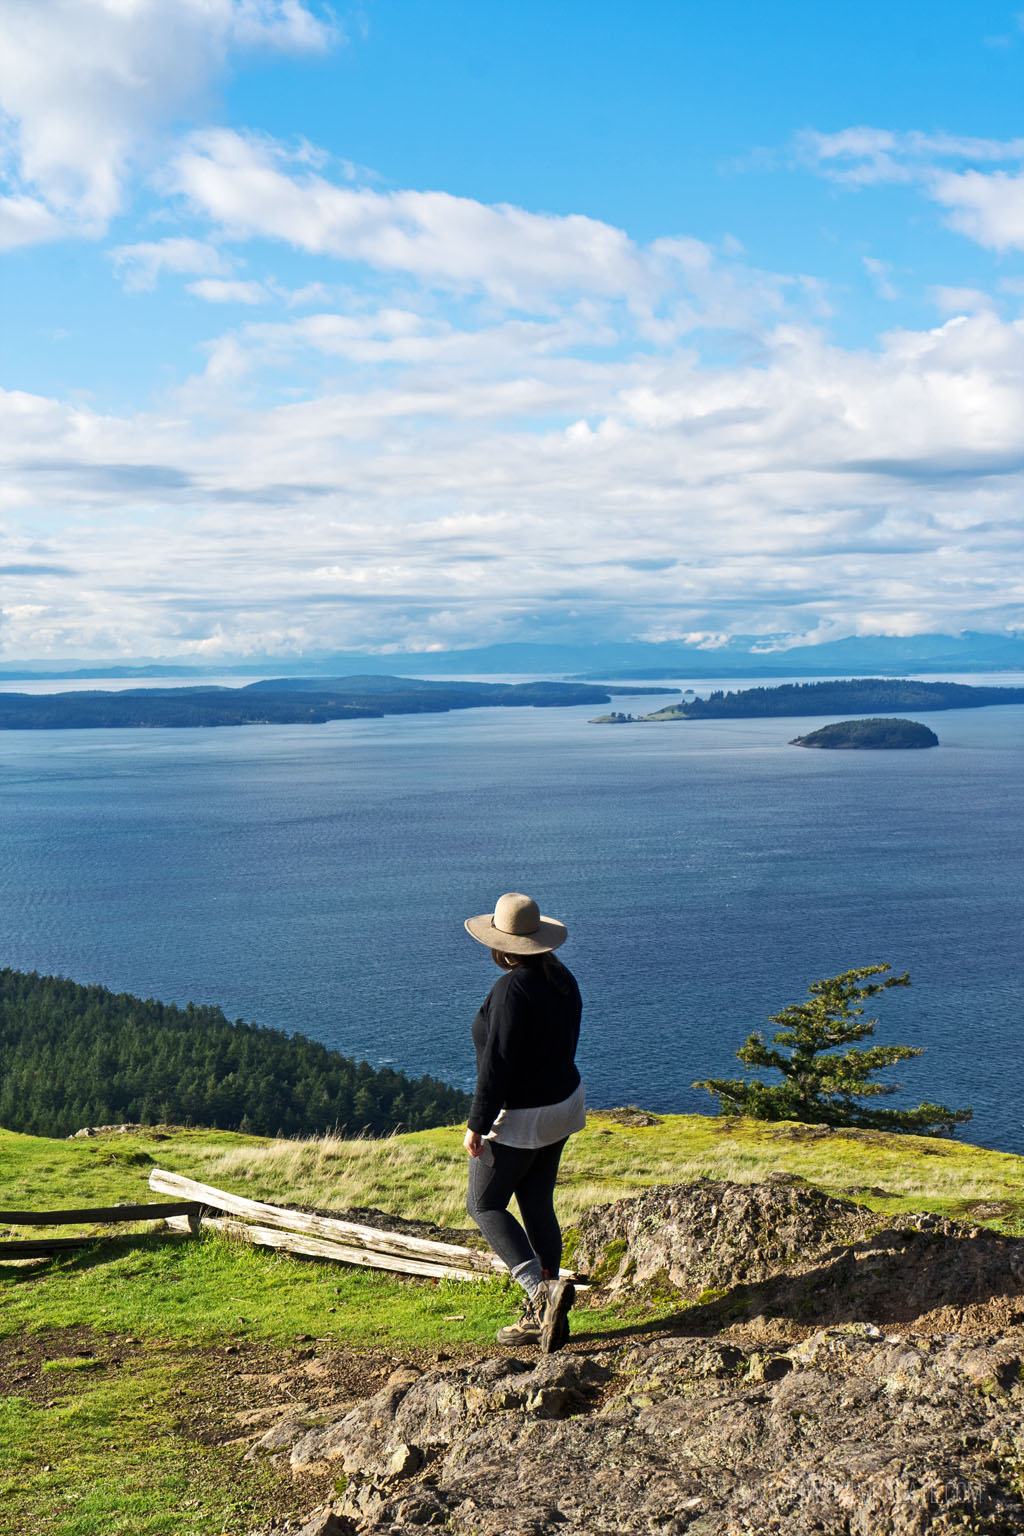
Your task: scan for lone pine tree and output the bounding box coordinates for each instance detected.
[694,964,972,1136]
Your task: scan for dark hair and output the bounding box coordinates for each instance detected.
[490,948,573,994]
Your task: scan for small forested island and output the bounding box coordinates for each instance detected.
[637,676,1024,721]
[0,968,470,1137]
[589,710,641,724]
[0,675,671,730]
[791,718,939,750]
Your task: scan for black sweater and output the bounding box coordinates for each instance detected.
[467,961,582,1136]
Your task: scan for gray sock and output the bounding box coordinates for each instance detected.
[511,1259,544,1298]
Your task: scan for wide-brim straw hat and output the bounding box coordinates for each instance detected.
[464,891,568,954]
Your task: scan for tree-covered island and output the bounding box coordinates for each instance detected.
[0,676,672,730]
[633,677,1024,721]
[791,718,939,749]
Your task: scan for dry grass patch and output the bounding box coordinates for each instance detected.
[165,1114,1024,1234]
[5,1114,1023,1243]
[192,1129,472,1228]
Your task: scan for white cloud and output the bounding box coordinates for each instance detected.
[3,60,1024,659]
[163,128,807,348]
[4,300,1024,658]
[285,281,338,308]
[800,124,1024,255]
[228,0,337,51]
[800,127,1024,185]
[187,278,271,305]
[930,169,1024,252]
[191,307,623,390]
[930,286,998,317]
[171,129,656,305]
[0,0,337,244]
[112,237,232,291]
[0,191,66,248]
[799,127,914,186]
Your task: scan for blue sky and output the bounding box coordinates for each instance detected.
[2,0,1024,661]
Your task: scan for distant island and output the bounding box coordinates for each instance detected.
[791,718,939,750]
[630,677,1024,721]
[0,675,672,731]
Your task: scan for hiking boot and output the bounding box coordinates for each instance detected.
[539,1277,575,1354]
[496,1291,543,1346]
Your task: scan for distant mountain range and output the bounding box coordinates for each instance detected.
[1,631,1023,681]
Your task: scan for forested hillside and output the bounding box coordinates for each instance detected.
[0,969,470,1138]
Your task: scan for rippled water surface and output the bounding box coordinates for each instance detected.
[1,681,1022,1151]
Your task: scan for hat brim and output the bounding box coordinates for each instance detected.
[464,912,567,954]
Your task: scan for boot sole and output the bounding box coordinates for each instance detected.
[496,1324,542,1345]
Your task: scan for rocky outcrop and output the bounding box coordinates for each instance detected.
[573,1177,874,1290]
[573,1177,1024,1335]
[260,1181,1024,1536]
[263,1328,1024,1535]
[68,1122,181,1138]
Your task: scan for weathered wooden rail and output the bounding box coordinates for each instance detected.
[150,1168,509,1280]
[1,1172,580,1281]
[0,1201,202,1257]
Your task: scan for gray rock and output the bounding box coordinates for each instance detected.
[265,1506,357,1536]
[289,1373,420,1477]
[388,1442,424,1477]
[573,1179,889,1291]
[275,1326,1024,1533]
[244,1408,336,1461]
[288,1354,610,1481]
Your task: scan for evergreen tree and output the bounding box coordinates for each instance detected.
[694,964,972,1136]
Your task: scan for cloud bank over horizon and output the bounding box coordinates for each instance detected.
[1,0,1023,662]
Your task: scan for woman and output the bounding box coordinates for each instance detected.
[463,890,584,1351]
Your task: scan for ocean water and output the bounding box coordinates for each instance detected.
[1,679,1022,1152]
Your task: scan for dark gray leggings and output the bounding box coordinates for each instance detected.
[466,1137,568,1277]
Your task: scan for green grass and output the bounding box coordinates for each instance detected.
[5,1111,1024,1357]
[40,1356,105,1373]
[0,1344,295,1536]
[4,1112,1024,1535]
[185,1112,1023,1234]
[0,1231,527,1349]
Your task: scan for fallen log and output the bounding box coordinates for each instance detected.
[163,1213,486,1280]
[149,1168,503,1274]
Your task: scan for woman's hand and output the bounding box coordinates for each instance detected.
[463,1128,484,1157]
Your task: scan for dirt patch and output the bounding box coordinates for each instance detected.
[1,1324,148,1403]
[296,1204,487,1249]
[0,1326,487,1530]
[0,1325,457,1414]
